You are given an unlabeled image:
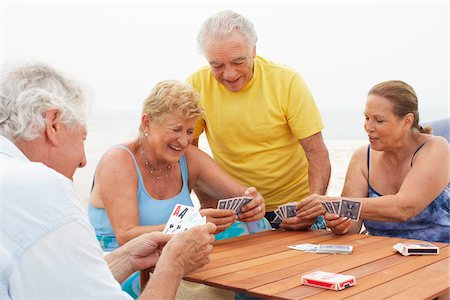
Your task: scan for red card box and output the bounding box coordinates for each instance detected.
[301,271,356,291]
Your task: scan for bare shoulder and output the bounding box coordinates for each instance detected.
[350,144,369,163]
[184,145,212,163]
[95,144,138,180]
[422,135,449,150]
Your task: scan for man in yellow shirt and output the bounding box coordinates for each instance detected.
[188,10,331,230]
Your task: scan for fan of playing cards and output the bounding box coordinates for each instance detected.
[217,196,252,215]
[163,204,206,234]
[272,202,298,223]
[322,199,362,221]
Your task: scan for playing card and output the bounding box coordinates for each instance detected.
[324,202,334,214]
[288,243,318,251]
[331,201,341,214]
[271,215,282,224]
[217,199,227,209]
[339,199,362,221]
[234,197,252,215]
[284,204,297,218]
[163,204,196,233]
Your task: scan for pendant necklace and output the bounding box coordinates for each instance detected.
[138,138,171,180]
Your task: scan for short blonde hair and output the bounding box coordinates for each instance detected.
[139,80,203,133]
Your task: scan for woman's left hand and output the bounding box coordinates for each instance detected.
[238,187,266,222]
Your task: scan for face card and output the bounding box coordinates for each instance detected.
[339,199,362,221]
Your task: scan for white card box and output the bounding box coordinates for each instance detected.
[393,242,439,256]
[301,271,356,291]
[316,244,353,254]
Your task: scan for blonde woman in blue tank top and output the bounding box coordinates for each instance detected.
[300,80,449,244]
[88,80,270,298]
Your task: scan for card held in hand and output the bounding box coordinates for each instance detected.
[339,199,362,221]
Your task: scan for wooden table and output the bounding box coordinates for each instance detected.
[184,229,450,299]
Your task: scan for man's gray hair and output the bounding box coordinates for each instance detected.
[0,62,88,141]
[197,10,258,53]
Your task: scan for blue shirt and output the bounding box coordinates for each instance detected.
[88,145,193,251]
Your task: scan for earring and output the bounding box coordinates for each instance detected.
[144,131,149,137]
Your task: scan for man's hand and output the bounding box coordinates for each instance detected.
[279,194,328,231]
[158,222,217,275]
[239,187,266,222]
[127,232,172,272]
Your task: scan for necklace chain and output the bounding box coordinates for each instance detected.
[138,138,171,180]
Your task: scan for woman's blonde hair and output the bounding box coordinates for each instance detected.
[139,80,203,133]
[368,80,431,134]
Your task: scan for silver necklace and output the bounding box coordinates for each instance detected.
[138,138,171,180]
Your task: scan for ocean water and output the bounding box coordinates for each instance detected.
[74,106,446,208]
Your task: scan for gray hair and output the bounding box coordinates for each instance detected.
[197,10,258,53]
[0,62,88,141]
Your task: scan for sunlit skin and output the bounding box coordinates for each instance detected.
[142,113,196,168]
[57,123,87,180]
[364,94,411,152]
[204,30,256,92]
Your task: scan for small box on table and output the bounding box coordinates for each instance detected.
[301,271,356,291]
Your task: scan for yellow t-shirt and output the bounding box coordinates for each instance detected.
[187,56,324,211]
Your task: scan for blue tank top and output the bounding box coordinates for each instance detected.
[88,145,193,251]
[364,144,450,243]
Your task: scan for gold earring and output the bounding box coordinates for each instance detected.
[144,132,149,137]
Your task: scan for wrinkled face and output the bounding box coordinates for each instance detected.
[145,112,196,163]
[364,95,406,151]
[57,123,87,180]
[204,30,256,92]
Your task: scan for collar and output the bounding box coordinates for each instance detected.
[0,135,30,162]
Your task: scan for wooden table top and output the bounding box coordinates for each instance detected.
[184,229,450,299]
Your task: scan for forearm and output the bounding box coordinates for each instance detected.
[139,252,185,299]
[307,151,331,195]
[104,247,134,284]
[118,224,166,246]
[193,187,218,208]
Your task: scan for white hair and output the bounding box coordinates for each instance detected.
[197,10,258,53]
[0,62,88,141]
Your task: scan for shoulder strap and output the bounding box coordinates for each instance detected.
[410,142,427,166]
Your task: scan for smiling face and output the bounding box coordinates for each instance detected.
[364,94,409,151]
[204,30,256,92]
[144,112,196,164]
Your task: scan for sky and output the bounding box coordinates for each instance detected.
[1,1,449,124]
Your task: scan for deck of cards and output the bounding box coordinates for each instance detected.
[272,202,298,223]
[217,196,252,215]
[163,204,206,234]
[288,243,353,254]
[322,199,362,221]
[301,271,356,291]
[393,242,439,256]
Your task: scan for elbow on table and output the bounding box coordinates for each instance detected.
[394,205,419,222]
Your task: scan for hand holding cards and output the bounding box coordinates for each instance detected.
[163,204,206,234]
[322,199,362,221]
[272,202,298,223]
[217,196,252,215]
